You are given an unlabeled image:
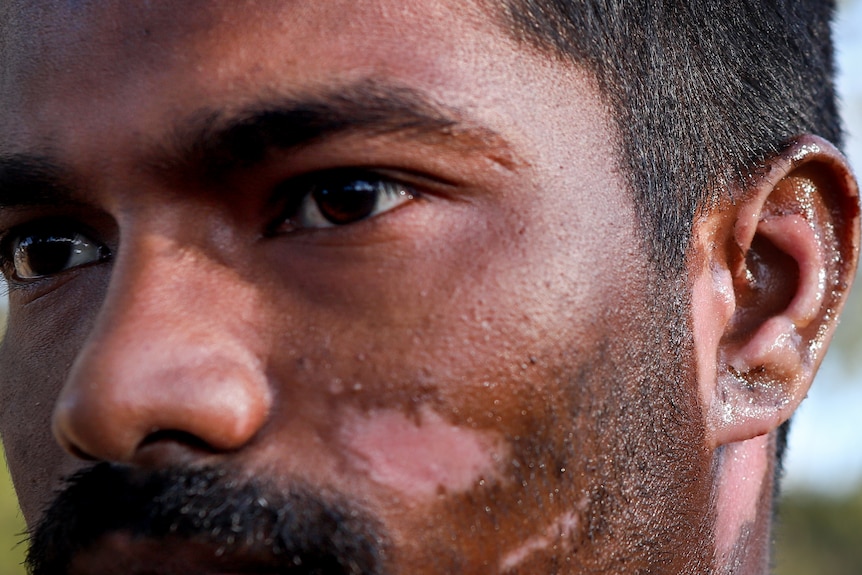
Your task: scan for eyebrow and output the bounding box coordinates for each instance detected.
[150,80,518,180]
[0,154,79,208]
[0,80,518,208]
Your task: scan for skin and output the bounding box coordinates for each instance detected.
[0,1,857,574]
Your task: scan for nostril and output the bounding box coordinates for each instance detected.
[67,444,99,462]
[137,429,220,454]
[131,429,225,469]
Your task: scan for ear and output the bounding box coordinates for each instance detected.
[692,135,860,448]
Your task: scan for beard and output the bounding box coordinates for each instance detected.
[26,462,389,575]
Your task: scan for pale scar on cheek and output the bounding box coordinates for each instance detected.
[339,405,509,499]
[499,495,589,573]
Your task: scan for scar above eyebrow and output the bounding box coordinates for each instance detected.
[146,79,523,181]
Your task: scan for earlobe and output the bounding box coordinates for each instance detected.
[693,135,860,447]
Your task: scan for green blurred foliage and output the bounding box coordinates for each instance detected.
[0,448,27,575]
[774,486,862,575]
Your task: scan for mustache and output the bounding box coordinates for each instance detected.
[27,462,389,575]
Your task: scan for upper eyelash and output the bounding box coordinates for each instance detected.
[266,168,420,233]
[0,219,110,283]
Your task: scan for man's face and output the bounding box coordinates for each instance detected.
[0,1,713,573]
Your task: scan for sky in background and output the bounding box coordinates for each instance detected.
[781,0,862,494]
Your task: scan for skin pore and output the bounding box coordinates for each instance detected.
[0,1,857,574]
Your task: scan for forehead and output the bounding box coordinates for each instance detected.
[0,0,629,223]
[5,0,496,79]
[0,0,516,146]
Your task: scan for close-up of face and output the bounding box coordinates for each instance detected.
[0,1,857,574]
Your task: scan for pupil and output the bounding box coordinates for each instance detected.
[313,178,378,225]
[19,238,73,277]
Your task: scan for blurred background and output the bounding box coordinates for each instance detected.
[0,2,862,573]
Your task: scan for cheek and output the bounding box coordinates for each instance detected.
[0,271,109,522]
[332,401,597,572]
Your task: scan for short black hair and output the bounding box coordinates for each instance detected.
[499,1,841,484]
[502,0,841,273]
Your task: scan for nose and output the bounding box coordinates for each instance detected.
[52,233,271,464]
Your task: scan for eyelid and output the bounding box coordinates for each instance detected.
[0,217,112,283]
[266,164,457,204]
[266,167,429,236]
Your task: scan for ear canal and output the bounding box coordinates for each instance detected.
[725,211,826,382]
[713,223,816,445]
[755,213,826,326]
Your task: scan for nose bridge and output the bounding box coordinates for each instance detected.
[53,230,271,463]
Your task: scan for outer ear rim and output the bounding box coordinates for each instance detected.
[695,135,860,448]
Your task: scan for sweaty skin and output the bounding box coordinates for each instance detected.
[0,1,857,574]
[0,2,712,571]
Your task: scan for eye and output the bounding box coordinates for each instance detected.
[5,225,110,280]
[276,169,417,232]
